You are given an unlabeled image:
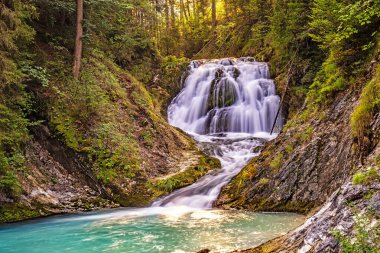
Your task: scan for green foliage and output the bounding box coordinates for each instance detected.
[0,105,28,198]
[333,211,380,253]
[308,0,344,48]
[160,55,189,89]
[21,65,49,87]
[48,53,146,185]
[351,65,380,142]
[0,203,41,223]
[268,0,310,60]
[310,0,380,50]
[153,177,182,193]
[0,1,41,201]
[307,58,346,104]
[309,0,379,81]
[141,129,153,147]
[352,168,379,185]
[90,123,139,183]
[0,104,29,148]
[0,171,22,198]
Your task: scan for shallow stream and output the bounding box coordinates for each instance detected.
[0,59,303,253]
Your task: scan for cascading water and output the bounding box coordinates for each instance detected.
[168,57,281,134]
[0,58,303,253]
[153,58,282,209]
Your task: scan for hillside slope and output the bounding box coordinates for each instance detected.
[0,53,220,222]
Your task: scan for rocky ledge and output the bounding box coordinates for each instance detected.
[235,172,380,252]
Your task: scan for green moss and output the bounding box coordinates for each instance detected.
[295,126,314,143]
[269,153,283,171]
[148,155,221,197]
[96,167,118,184]
[282,119,296,132]
[89,123,139,184]
[285,143,294,155]
[0,204,42,223]
[258,178,270,186]
[299,106,317,123]
[376,156,380,167]
[141,130,154,147]
[353,172,366,185]
[48,52,155,186]
[363,190,375,199]
[319,77,346,98]
[353,168,379,185]
[229,163,258,195]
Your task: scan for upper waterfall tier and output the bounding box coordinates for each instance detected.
[168,58,282,134]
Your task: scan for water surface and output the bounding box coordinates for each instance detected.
[0,208,304,253]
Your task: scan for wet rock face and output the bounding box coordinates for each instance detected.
[217,89,359,213]
[291,181,379,253]
[287,113,379,253]
[234,177,380,253]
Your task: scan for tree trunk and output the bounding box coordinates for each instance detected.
[73,0,83,80]
[164,0,170,54]
[211,0,216,31]
[169,0,175,29]
[192,0,198,28]
[181,0,188,21]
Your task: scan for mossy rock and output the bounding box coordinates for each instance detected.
[0,203,43,223]
[148,154,221,199]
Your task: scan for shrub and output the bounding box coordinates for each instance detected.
[351,66,380,143]
[307,59,346,104]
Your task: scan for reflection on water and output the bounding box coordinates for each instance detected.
[0,208,304,253]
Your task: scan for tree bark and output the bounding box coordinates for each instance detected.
[180,0,188,22]
[73,0,83,80]
[192,0,198,28]
[211,0,216,31]
[169,0,175,29]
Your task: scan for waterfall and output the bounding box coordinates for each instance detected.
[154,58,282,209]
[168,58,282,134]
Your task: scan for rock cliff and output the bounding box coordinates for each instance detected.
[221,64,380,252]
